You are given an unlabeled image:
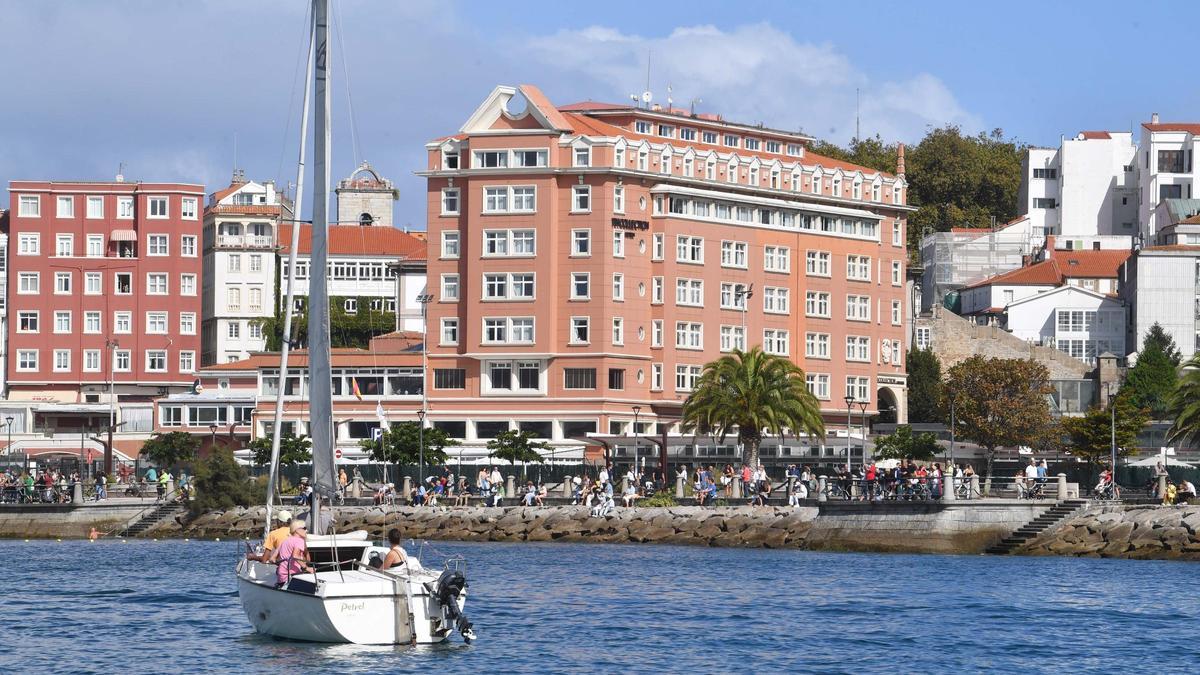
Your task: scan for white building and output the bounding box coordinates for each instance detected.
[202,174,292,365]
[1019,131,1137,242]
[1120,245,1200,361]
[1151,198,1200,246]
[1005,285,1125,363]
[959,246,1129,319]
[1138,116,1200,244]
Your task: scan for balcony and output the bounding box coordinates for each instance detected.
[216,234,274,249]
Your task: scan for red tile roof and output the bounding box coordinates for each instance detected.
[558,101,634,112]
[1143,123,1200,134]
[965,249,1130,288]
[563,113,629,138]
[210,181,249,203]
[1141,244,1200,252]
[1079,131,1112,139]
[278,224,426,259]
[206,204,283,216]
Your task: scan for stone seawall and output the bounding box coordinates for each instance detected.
[174,502,1046,554]
[0,503,150,539]
[1018,505,1200,560]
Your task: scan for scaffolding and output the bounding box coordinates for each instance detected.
[919,226,1035,312]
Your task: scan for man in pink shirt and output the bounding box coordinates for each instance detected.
[273,520,312,588]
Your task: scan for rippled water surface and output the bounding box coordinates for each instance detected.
[0,538,1188,673]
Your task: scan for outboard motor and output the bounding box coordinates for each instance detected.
[434,568,475,643]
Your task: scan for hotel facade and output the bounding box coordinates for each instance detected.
[416,84,913,466]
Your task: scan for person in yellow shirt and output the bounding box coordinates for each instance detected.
[246,510,292,562]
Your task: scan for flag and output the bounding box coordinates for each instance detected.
[375,401,387,424]
[351,378,363,400]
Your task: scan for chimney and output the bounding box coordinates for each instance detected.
[1152,112,1160,124]
[896,143,906,177]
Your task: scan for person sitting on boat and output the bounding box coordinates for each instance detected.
[247,510,293,562]
[381,528,409,571]
[274,520,312,588]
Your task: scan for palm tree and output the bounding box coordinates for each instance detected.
[680,347,825,469]
[1168,355,1200,445]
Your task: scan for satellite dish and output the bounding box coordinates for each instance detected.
[641,91,652,105]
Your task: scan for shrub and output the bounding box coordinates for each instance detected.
[640,491,678,508]
[190,448,257,515]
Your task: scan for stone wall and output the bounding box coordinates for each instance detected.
[0,503,150,539]
[174,501,1054,554]
[920,305,1090,379]
[1018,504,1200,559]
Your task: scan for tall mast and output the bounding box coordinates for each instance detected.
[264,3,315,538]
[307,0,336,535]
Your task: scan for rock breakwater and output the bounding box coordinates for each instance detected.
[1019,505,1200,560]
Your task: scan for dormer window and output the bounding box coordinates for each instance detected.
[443,150,459,170]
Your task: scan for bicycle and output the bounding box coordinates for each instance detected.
[824,482,852,500]
[954,480,982,500]
[1093,482,1121,501]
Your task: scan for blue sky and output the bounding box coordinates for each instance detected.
[2,0,1193,228]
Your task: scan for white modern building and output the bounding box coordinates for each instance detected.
[202,173,292,365]
[1019,131,1137,242]
[1138,116,1200,244]
[1005,285,1126,363]
[1151,198,1200,246]
[1120,244,1200,361]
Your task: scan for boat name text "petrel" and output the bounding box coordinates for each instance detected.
[340,602,365,612]
[612,217,649,231]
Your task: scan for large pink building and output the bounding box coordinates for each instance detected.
[418,85,912,468]
[4,179,204,464]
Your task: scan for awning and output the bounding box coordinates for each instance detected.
[33,404,112,415]
[110,229,137,242]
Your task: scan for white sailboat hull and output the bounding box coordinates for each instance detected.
[236,557,463,645]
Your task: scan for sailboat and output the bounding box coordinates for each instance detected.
[234,0,474,645]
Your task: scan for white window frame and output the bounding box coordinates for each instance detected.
[53,349,71,372]
[441,188,460,216]
[83,349,102,372]
[720,240,748,269]
[570,316,590,345]
[612,230,625,258]
[146,350,168,373]
[181,235,198,257]
[16,349,38,372]
[114,312,132,334]
[17,195,40,217]
[57,195,75,219]
[892,300,903,326]
[147,196,169,219]
[181,197,198,220]
[440,318,460,346]
[571,185,592,214]
[675,321,703,350]
[763,329,789,356]
[17,233,40,255]
[53,310,71,334]
[612,317,624,346]
[763,287,790,314]
[86,234,104,257]
[114,350,131,372]
[676,235,704,264]
[180,312,196,335]
[117,196,133,219]
[805,332,830,359]
[441,231,461,259]
[181,273,197,296]
[806,250,831,277]
[612,273,624,301]
[441,274,460,302]
[17,272,39,294]
[805,291,831,318]
[54,271,72,295]
[179,351,196,373]
[570,272,591,300]
[571,229,591,257]
[56,234,73,257]
[147,234,169,256]
[146,273,168,295]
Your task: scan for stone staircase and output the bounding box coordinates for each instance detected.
[117,501,186,537]
[985,499,1088,555]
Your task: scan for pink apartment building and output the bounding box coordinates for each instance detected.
[419,85,912,468]
[5,180,204,465]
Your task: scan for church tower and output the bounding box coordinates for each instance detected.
[335,162,397,227]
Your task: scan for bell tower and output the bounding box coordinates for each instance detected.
[335,162,397,227]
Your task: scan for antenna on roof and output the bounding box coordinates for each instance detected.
[116,162,125,183]
[233,131,238,173]
[855,88,861,143]
[690,98,702,116]
[666,84,673,109]
[642,49,652,110]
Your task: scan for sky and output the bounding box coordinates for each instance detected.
[2,0,1195,228]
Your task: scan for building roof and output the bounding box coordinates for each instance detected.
[206,204,283,216]
[965,249,1130,289]
[558,101,634,112]
[563,113,628,138]
[1006,283,1117,309]
[1162,198,1200,224]
[277,223,426,259]
[1142,122,1200,134]
[1078,131,1112,139]
[1140,244,1200,253]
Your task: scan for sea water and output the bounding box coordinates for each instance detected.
[0,538,1186,673]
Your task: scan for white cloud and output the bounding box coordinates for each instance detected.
[524,22,980,144]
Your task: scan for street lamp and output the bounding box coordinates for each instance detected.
[5,416,12,460]
[857,401,869,465]
[417,292,434,487]
[416,409,427,487]
[209,424,219,451]
[632,405,641,486]
[844,395,855,472]
[1106,381,1117,484]
[949,394,957,470]
[734,283,754,352]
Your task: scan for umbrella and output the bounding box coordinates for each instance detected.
[1126,455,1197,468]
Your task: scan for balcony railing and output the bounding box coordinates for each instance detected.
[216,234,274,249]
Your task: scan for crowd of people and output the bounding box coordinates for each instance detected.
[0,465,186,504]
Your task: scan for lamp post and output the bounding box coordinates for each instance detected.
[209,424,218,452]
[632,405,641,486]
[844,394,855,472]
[417,292,433,486]
[1107,381,1117,483]
[105,337,119,477]
[734,283,754,351]
[5,416,12,461]
[949,394,957,470]
[416,409,427,487]
[857,401,869,465]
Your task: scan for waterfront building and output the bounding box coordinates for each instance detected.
[1119,244,1200,361]
[417,84,913,464]
[1137,115,1200,244]
[4,178,204,464]
[202,172,293,365]
[1019,131,1137,243]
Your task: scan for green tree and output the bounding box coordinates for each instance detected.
[944,356,1054,479]
[363,421,457,467]
[907,347,944,423]
[487,430,549,476]
[190,447,257,515]
[680,347,825,469]
[139,431,200,470]
[248,434,312,467]
[1122,324,1181,419]
[1169,354,1200,448]
[808,134,898,174]
[1063,396,1148,479]
[873,425,941,461]
[906,126,1025,249]
[260,295,396,351]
